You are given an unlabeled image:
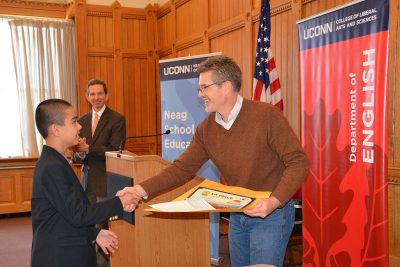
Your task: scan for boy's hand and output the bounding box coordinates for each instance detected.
[96,229,118,255]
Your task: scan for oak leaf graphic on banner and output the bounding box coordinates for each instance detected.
[302,99,354,267]
[302,100,388,267]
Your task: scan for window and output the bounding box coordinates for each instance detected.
[0,19,23,157]
[0,17,77,158]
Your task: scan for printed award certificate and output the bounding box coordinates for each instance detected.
[147,179,270,212]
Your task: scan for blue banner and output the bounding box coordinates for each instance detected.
[160,53,221,262]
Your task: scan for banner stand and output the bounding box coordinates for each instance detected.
[298,0,389,266]
[159,52,222,264]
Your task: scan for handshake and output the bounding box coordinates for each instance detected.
[96,185,147,255]
[116,185,148,212]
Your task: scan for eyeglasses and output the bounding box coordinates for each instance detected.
[197,82,218,94]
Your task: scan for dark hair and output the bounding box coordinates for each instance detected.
[35,99,72,139]
[86,79,108,95]
[197,55,242,92]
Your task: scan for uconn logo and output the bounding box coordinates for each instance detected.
[163,65,192,75]
[303,22,333,39]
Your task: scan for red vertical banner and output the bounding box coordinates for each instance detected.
[298,0,389,266]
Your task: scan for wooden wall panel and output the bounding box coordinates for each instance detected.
[71,2,158,155]
[175,0,205,40]
[389,178,400,257]
[302,0,350,18]
[121,17,147,49]
[210,30,245,65]
[122,56,157,155]
[21,175,32,204]
[87,14,114,49]
[0,176,14,203]
[157,9,174,51]
[388,0,400,165]
[0,167,34,214]
[176,43,206,58]
[209,0,247,27]
[159,54,175,61]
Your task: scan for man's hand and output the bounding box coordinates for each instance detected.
[117,185,147,212]
[243,196,281,218]
[96,229,118,255]
[71,137,89,153]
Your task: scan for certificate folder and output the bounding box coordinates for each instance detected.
[147,179,271,212]
[107,171,134,224]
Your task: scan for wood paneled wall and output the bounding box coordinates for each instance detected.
[0,160,35,214]
[67,0,159,155]
[156,0,308,136]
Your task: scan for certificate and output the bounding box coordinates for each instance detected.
[147,179,271,212]
[187,187,255,209]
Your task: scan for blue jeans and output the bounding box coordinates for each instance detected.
[228,199,295,267]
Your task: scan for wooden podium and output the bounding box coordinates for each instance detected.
[105,151,210,267]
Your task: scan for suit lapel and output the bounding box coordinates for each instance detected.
[80,113,93,144]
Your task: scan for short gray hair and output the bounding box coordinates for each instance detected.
[197,55,242,92]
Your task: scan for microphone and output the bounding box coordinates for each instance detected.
[118,140,126,154]
[117,130,171,157]
[126,130,171,139]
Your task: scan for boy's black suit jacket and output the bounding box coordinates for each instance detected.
[31,145,123,267]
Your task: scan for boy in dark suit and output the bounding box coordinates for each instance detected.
[31,99,137,267]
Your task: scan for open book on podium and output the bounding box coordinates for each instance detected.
[105,150,210,267]
[147,179,271,212]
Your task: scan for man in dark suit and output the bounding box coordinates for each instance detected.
[31,99,137,267]
[73,79,126,204]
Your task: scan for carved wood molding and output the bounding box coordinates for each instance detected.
[389,166,400,184]
[302,0,316,4]
[175,32,203,52]
[271,1,292,16]
[121,13,146,20]
[0,158,38,170]
[251,1,292,23]
[208,15,245,40]
[0,0,68,18]
[0,0,67,9]
[158,46,172,58]
[87,11,112,17]
[121,6,147,20]
[157,1,171,19]
[122,48,147,59]
[175,0,190,9]
[87,48,113,57]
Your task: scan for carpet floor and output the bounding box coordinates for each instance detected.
[0,214,231,267]
[0,213,32,267]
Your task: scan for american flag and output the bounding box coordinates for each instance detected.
[252,0,283,110]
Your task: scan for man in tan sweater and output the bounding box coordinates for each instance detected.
[119,55,309,267]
